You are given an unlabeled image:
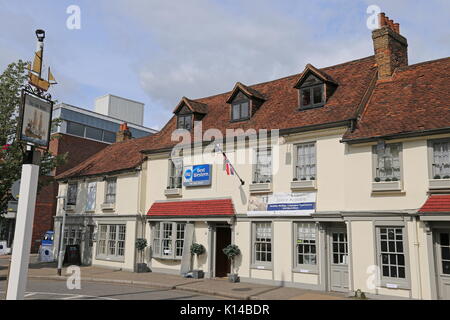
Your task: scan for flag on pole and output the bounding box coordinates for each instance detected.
[225,159,234,175]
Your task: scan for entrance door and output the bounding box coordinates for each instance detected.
[436,229,450,299]
[328,228,349,292]
[215,227,231,277]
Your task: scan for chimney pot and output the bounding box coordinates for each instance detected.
[116,122,132,142]
[394,23,400,33]
[379,13,387,27]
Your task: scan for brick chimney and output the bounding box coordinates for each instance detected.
[116,122,132,142]
[372,13,408,80]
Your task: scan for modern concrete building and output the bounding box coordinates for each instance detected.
[54,14,450,299]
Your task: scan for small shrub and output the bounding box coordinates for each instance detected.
[293,177,298,181]
[190,243,206,256]
[310,176,315,180]
[444,175,450,179]
[392,177,398,181]
[385,178,391,182]
[301,177,307,181]
[374,177,381,182]
[135,238,147,252]
[434,175,441,179]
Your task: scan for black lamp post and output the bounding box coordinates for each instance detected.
[35,29,45,42]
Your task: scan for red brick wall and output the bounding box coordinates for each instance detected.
[31,134,109,253]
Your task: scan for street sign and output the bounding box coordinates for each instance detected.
[18,90,53,148]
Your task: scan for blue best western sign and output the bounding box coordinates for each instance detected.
[183,164,212,187]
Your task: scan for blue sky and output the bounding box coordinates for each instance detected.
[0,0,448,130]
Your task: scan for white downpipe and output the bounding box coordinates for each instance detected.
[414,216,423,300]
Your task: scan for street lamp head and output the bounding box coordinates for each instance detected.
[35,29,45,42]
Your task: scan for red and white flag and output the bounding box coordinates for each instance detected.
[225,159,235,176]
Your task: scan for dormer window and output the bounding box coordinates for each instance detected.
[232,100,250,121]
[177,114,192,130]
[294,64,338,111]
[226,82,266,122]
[173,97,208,131]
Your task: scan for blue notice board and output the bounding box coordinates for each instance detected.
[183,164,212,187]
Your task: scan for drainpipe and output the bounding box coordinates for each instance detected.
[414,216,423,300]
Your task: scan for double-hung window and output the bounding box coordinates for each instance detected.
[105,178,117,204]
[232,100,250,121]
[295,143,316,180]
[254,149,272,183]
[96,224,126,261]
[374,143,401,181]
[67,183,78,206]
[295,223,318,272]
[168,158,183,188]
[376,226,408,287]
[86,181,97,211]
[152,222,186,259]
[63,225,82,247]
[431,140,450,178]
[253,222,272,267]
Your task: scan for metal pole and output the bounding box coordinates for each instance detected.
[6,148,40,300]
[56,196,66,276]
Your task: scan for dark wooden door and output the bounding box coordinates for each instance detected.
[215,227,231,277]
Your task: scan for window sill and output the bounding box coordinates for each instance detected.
[250,265,272,271]
[291,180,316,190]
[372,181,402,192]
[380,280,410,290]
[229,117,250,123]
[101,203,115,211]
[429,179,450,190]
[292,268,318,274]
[65,204,76,211]
[164,188,182,197]
[298,104,324,111]
[249,182,272,193]
[152,256,182,261]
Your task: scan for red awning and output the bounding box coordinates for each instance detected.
[419,195,450,213]
[147,199,235,217]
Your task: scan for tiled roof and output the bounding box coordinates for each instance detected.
[226,82,266,103]
[419,195,450,213]
[141,56,377,153]
[173,97,208,114]
[147,199,235,216]
[343,57,450,142]
[56,133,160,180]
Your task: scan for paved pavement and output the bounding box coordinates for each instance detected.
[0,255,349,300]
[0,279,225,300]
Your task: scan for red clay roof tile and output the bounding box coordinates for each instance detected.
[419,195,450,213]
[147,198,235,216]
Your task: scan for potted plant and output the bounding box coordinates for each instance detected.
[434,174,441,179]
[444,175,450,179]
[292,177,298,181]
[310,176,315,180]
[190,243,206,278]
[223,244,241,283]
[385,178,391,182]
[392,177,398,181]
[301,177,307,181]
[135,238,149,273]
[374,177,381,182]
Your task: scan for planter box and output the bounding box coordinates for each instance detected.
[249,182,272,193]
[372,181,402,192]
[192,270,204,279]
[136,263,150,273]
[291,180,316,190]
[228,273,240,283]
[429,179,450,190]
[101,203,115,211]
[164,188,182,197]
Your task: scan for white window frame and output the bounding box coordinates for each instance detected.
[253,148,272,183]
[168,158,183,189]
[96,224,126,262]
[104,178,117,204]
[63,225,82,247]
[294,222,318,273]
[294,142,316,180]
[428,138,450,179]
[251,222,273,269]
[375,223,410,289]
[373,143,402,182]
[151,222,186,260]
[85,181,97,211]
